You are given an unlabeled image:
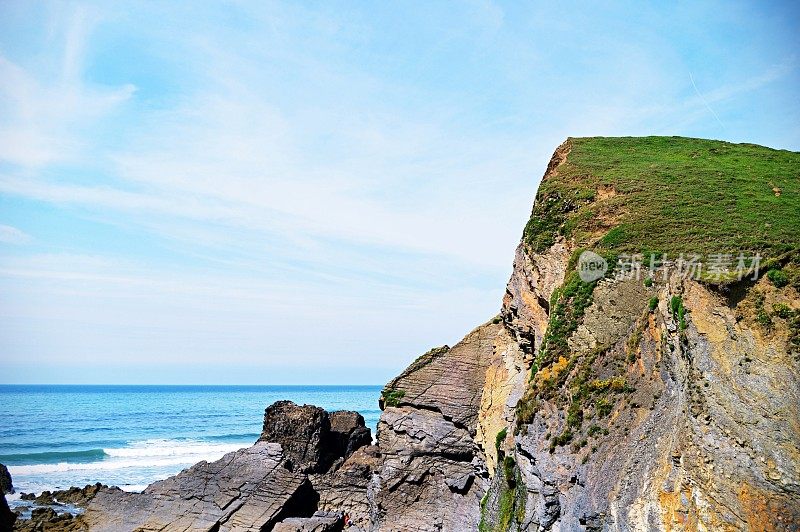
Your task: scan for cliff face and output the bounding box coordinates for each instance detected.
[372,137,800,531]
[484,247,800,531]
[34,137,799,532]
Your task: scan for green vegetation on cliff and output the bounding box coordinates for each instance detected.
[523,136,800,263]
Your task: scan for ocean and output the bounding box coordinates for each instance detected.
[0,385,382,497]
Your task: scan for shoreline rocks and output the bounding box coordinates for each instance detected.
[79,402,374,531]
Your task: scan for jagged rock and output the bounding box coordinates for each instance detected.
[83,442,313,531]
[33,490,57,505]
[370,321,509,531]
[11,507,84,532]
[328,411,372,459]
[381,322,503,430]
[81,402,373,531]
[259,401,371,473]
[311,445,380,530]
[273,510,343,531]
[0,465,11,495]
[48,483,108,506]
[261,401,330,472]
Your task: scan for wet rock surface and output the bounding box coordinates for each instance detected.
[12,507,85,532]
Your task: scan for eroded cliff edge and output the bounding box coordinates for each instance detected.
[17,137,798,532]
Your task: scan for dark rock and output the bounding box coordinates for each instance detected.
[49,483,107,506]
[1,493,15,532]
[260,401,371,473]
[11,506,84,532]
[328,411,372,459]
[18,493,34,501]
[0,465,11,495]
[33,490,55,505]
[260,401,330,472]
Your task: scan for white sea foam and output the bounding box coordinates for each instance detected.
[103,439,244,459]
[7,438,249,494]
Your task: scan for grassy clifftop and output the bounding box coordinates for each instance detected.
[524,136,800,264]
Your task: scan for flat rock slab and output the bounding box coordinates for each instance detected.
[82,442,307,532]
[273,510,343,531]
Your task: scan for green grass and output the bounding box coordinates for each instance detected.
[767,269,789,288]
[523,137,800,264]
[531,267,602,382]
[381,388,405,408]
[479,456,527,532]
[670,295,687,330]
[495,428,508,453]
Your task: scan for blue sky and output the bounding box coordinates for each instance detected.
[1,1,798,384]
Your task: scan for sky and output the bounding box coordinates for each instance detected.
[0,1,798,384]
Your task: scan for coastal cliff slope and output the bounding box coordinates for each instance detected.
[16,137,799,531]
[375,136,800,531]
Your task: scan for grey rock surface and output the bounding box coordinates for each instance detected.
[273,510,343,531]
[83,442,311,532]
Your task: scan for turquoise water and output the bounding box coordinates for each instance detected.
[0,385,382,494]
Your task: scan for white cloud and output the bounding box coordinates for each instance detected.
[0,0,797,379]
[0,224,31,244]
[0,3,135,168]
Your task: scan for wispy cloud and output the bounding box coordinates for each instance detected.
[0,0,797,382]
[0,224,31,245]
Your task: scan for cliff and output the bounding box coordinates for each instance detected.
[16,137,799,531]
[478,137,799,531]
[373,136,800,531]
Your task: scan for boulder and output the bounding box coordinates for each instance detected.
[260,401,330,472]
[260,401,371,473]
[11,507,84,532]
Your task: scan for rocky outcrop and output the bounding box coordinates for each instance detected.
[28,483,109,508]
[369,320,528,531]
[482,265,800,530]
[12,508,84,532]
[80,403,372,531]
[83,442,311,531]
[0,465,11,495]
[259,401,371,474]
[1,493,14,532]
